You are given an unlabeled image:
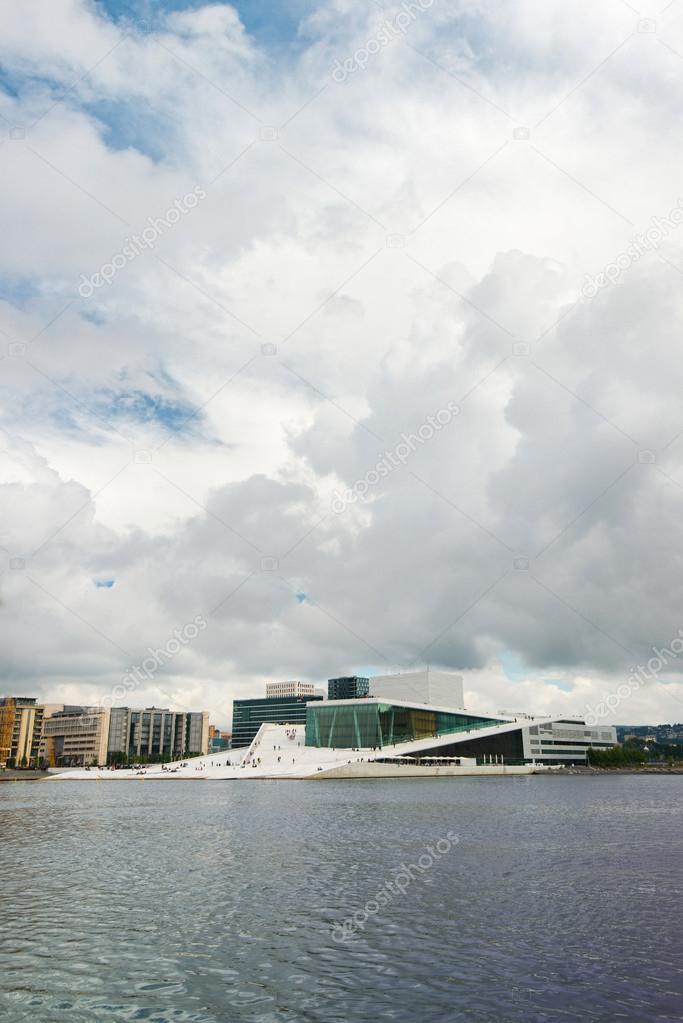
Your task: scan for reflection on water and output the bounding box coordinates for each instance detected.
[1,776,682,1022]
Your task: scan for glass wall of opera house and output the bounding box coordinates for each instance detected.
[49,696,618,781]
[304,700,507,749]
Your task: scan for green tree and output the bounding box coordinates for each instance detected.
[588,745,646,768]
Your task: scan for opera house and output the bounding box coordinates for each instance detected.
[52,670,617,781]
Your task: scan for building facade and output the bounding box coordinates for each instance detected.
[265,681,316,699]
[370,670,464,709]
[327,676,370,701]
[521,719,618,764]
[306,698,502,748]
[305,698,618,767]
[41,706,111,767]
[232,695,323,748]
[107,707,209,761]
[0,697,44,767]
[208,726,232,753]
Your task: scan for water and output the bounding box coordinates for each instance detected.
[1,775,681,1023]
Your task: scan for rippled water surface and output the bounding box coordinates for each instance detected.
[1,775,682,1022]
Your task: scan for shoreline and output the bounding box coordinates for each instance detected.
[3,766,683,782]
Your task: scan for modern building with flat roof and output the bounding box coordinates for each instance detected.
[327,676,369,701]
[232,694,322,748]
[522,719,618,765]
[265,681,316,699]
[369,670,464,709]
[41,706,111,767]
[0,697,44,767]
[304,698,617,767]
[108,707,209,761]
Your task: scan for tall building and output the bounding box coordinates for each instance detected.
[232,694,323,748]
[107,707,209,761]
[265,681,316,699]
[327,676,370,701]
[41,706,111,768]
[0,697,44,767]
[370,670,464,709]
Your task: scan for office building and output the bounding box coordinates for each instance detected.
[232,694,323,748]
[0,697,44,767]
[327,676,370,701]
[41,705,111,767]
[521,719,618,765]
[370,669,464,709]
[265,681,316,699]
[107,707,209,761]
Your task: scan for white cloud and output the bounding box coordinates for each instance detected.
[1,0,683,728]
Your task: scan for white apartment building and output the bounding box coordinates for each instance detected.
[265,681,316,699]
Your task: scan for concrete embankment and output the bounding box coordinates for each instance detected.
[0,770,49,781]
[307,762,545,780]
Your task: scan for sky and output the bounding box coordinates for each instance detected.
[2,0,683,729]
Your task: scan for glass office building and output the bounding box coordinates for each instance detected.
[232,695,323,748]
[327,676,370,700]
[306,700,505,749]
[107,707,209,760]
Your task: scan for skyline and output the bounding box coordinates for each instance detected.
[3,1,683,725]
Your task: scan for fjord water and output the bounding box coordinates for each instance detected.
[1,776,681,1023]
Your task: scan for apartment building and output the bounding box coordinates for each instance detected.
[265,681,316,698]
[41,706,111,767]
[0,697,44,767]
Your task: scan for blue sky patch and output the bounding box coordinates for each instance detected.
[95,388,199,432]
[500,651,529,682]
[96,0,316,51]
[0,276,42,309]
[83,98,175,162]
[95,578,116,588]
[544,678,573,693]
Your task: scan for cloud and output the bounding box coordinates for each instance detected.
[1,0,682,728]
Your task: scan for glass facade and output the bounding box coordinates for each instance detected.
[305,702,505,749]
[232,695,323,748]
[327,676,370,700]
[107,707,207,760]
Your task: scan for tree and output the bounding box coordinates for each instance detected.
[588,745,646,768]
